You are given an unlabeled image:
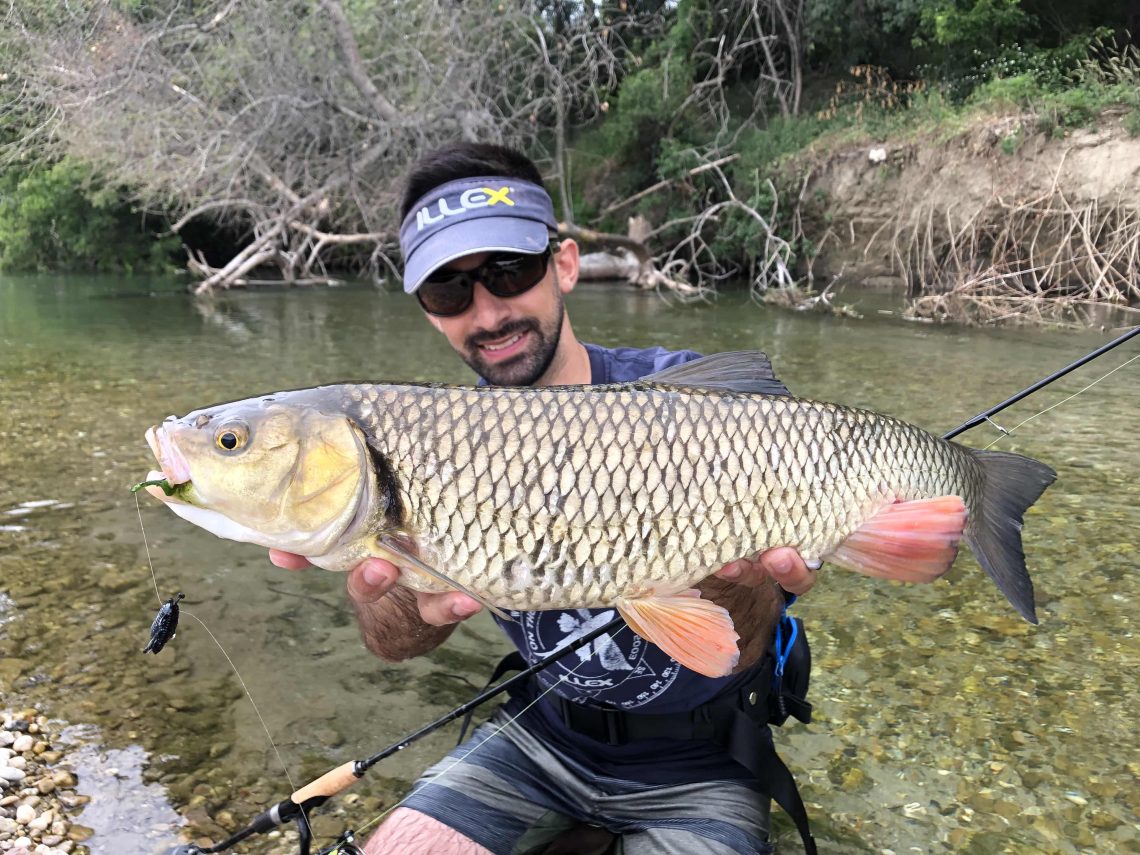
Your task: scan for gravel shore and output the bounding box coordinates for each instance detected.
[0,710,91,855]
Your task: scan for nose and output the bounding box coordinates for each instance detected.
[467,280,512,332]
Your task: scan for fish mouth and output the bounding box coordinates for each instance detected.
[145,425,193,491]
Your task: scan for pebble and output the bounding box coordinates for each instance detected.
[0,713,83,855]
[29,810,53,832]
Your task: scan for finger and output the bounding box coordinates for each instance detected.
[416,591,483,626]
[760,547,817,596]
[269,549,312,571]
[714,557,754,582]
[346,558,400,604]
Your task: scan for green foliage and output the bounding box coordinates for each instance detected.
[968,34,1140,129]
[804,0,929,74]
[805,0,1135,101]
[969,72,1043,108]
[922,0,1029,52]
[1125,108,1140,137]
[1000,125,1024,155]
[0,159,178,273]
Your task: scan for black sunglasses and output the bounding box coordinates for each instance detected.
[416,242,558,317]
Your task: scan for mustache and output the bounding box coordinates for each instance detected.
[466,319,539,350]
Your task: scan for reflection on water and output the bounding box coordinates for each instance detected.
[62,727,186,854]
[0,274,1136,853]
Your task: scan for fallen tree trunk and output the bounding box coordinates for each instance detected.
[557,221,703,295]
[577,251,641,281]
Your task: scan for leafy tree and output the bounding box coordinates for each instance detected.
[0,158,177,272]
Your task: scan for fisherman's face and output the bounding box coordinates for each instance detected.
[422,241,579,387]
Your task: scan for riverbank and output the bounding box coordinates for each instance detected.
[802,109,1140,286]
[0,710,91,855]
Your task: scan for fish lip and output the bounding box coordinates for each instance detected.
[145,425,193,486]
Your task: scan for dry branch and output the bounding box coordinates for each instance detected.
[600,154,740,216]
[892,184,1140,326]
[8,0,646,293]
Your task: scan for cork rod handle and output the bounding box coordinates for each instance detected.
[290,760,360,804]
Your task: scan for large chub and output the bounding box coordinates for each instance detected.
[963,449,1057,624]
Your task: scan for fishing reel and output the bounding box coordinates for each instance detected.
[157,793,353,855]
[161,830,365,855]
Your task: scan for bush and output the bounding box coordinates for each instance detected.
[1125,108,1140,137]
[0,159,178,273]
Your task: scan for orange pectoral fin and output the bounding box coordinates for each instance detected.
[616,590,740,678]
[825,495,968,583]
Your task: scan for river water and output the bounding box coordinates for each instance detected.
[0,274,1136,854]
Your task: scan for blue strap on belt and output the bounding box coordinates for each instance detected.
[773,599,798,682]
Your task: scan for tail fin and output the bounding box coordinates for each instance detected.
[964,449,1057,624]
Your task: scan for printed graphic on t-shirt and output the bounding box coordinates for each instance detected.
[516,608,682,709]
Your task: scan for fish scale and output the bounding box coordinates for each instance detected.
[342,382,976,610]
[144,352,1054,676]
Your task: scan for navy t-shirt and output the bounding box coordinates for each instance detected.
[487,342,770,784]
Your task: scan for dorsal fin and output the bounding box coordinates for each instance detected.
[643,351,790,397]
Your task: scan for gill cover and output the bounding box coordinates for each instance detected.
[147,399,374,557]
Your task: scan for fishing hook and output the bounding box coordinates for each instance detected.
[163,324,1139,855]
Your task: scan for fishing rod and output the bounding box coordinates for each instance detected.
[163,614,626,855]
[942,324,1140,440]
[165,325,1137,855]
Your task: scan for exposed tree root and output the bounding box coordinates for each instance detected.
[891,182,1140,326]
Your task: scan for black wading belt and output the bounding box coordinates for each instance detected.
[462,649,817,855]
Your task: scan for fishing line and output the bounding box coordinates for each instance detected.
[351,623,633,841]
[135,493,164,606]
[943,324,1139,440]
[151,325,1140,854]
[133,492,302,801]
[979,350,1140,450]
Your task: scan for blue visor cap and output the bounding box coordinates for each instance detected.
[399,177,558,294]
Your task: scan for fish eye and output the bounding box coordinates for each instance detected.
[215,423,249,452]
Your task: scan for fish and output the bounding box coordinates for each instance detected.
[140,352,1056,678]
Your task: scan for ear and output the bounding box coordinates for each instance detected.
[554,238,579,295]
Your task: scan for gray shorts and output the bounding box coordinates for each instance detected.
[399,710,774,855]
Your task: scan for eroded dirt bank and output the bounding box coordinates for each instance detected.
[800,112,1140,309]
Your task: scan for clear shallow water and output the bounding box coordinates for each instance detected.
[0,274,1136,853]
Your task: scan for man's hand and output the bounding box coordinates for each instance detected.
[714,547,817,596]
[268,550,483,627]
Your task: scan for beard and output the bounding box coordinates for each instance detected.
[461,294,565,386]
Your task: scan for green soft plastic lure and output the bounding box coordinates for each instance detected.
[131,478,176,496]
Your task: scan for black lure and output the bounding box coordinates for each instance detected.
[143,593,185,654]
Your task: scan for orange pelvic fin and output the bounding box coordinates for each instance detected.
[616,590,740,678]
[826,495,968,583]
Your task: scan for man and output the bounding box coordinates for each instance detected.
[271,143,817,855]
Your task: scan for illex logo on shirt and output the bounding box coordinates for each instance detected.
[517,608,681,709]
[416,186,515,231]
